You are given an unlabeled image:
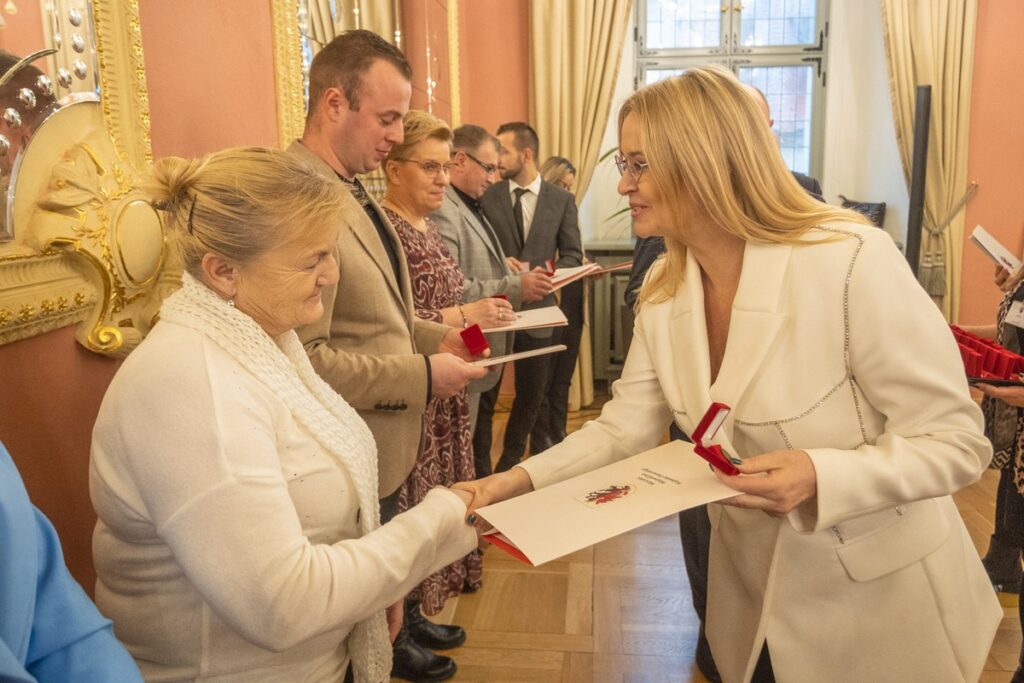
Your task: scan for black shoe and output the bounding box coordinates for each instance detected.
[390,629,457,682]
[494,452,522,473]
[982,540,1022,593]
[406,602,466,650]
[696,624,722,683]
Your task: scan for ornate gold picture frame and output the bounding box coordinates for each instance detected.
[0,0,170,356]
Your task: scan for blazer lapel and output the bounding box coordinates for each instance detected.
[362,194,413,315]
[524,183,553,251]
[709,241,791,451]
[671,256,715,439]
[286,140,410,317]
[671,243,789,459]
[451,188,504,265]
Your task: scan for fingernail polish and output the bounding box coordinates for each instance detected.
[466,514,478,525]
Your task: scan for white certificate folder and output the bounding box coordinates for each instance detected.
[476,441,738,566]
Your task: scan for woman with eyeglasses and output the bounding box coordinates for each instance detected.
[457,66,1000,682]
[380,110,513,626]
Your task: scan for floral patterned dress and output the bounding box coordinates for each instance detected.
[384,207,483,614]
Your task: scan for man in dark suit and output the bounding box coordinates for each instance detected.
[481,122,583,473]
[621,82,823,683]
[430,124,552,477]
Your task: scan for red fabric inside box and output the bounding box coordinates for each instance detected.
[950,325,1024,379]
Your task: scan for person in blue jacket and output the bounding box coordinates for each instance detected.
[0,440,141,683]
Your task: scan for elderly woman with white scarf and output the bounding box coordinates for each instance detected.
[89,147,478,683]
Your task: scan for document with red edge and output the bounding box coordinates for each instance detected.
[592,260,633,275]
[469,344,567,368]
[549,263,602,291]
[479,305,567,333]
[477,440,738,566]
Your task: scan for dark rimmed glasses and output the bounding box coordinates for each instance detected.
[463,151,498,175]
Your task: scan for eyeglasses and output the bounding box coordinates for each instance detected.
[394,159,454,178]
[613,153,649,184]
[463,151,498,175]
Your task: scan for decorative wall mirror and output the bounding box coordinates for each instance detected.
[0,0,168,356]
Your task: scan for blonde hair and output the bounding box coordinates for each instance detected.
[540,156,576,187]
[387,110,452,163]
[621,65,868,305]
[149,147,346,276]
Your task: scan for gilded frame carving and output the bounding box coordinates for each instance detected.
[0,0,164,355]
[271,0,307,150]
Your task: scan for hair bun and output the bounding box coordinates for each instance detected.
[147,156,206,232]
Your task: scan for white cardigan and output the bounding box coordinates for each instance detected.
[90,320,477,682]
[520,223,1000,683]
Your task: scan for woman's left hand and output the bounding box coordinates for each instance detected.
[975,382,1024,407]
[713,450,817,517]
[386,600,403,643]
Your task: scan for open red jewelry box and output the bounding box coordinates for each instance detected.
[950,325,1024,381]
[692,402,741,476]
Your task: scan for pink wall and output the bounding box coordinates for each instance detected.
[458,0,529,132]
[0,1,44,58]
[0,327,120,593]
[139,0,280,159]
[403,0,453,123]
[958,1,1024,324]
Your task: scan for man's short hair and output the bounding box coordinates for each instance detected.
[496,121,539,158]
[452,124,499,154]
[307,30,411,117]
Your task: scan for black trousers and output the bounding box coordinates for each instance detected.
[992,465,1024,547]
[531,280,585,447]
[472,373,503,478]
[499,332,557,463]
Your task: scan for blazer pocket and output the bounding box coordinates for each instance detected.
[834,498,951,582]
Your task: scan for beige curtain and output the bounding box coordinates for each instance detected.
[529,0,632,409]
[528,0,633,200]
[881,0,978,321]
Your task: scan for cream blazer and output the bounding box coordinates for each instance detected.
[520,222,1000,683]
[288,140,450,497]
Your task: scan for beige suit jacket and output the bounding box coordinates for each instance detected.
[288,140,449,497]
[521,222,1000,683]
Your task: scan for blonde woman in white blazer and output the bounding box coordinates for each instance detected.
[458,67,1000,683]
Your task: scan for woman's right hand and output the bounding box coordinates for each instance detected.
[462,297,515,328]
[453,468,535,534]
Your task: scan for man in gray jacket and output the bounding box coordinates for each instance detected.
[431,124,551,476]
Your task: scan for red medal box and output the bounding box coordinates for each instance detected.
[692,402,741,476]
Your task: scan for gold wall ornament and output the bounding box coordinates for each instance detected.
[92,0,151,167]
[0,93,167,355]
[271,0,307,150]
[0,0,166,354]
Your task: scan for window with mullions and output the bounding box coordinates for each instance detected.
[636,0,829,178]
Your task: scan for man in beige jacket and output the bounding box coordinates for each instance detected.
[291,30,482,683]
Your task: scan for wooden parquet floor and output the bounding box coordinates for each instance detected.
[397,391,1021,682]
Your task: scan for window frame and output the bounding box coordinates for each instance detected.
[635,0,831,179]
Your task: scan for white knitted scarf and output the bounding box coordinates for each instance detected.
[161,273,391,683]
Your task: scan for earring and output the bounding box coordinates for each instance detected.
[227,298,235,308]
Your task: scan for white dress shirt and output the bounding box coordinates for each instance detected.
[508,172,542,240]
